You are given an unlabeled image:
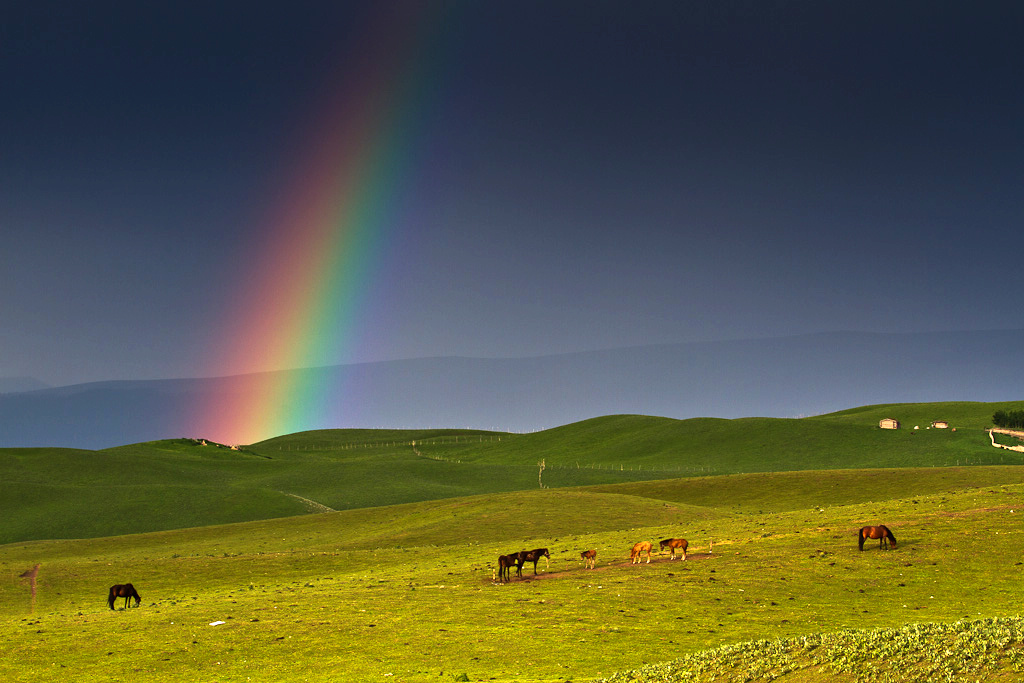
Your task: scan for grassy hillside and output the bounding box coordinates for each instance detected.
[418,413,1010,473]
[2,401,1021,544]
[1,468,1023,682]
[581,465,1024,514]
[811,400,1024,430]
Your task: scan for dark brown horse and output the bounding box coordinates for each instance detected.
[495,552,524,582]
[659,538,688,560]
[858,525,897,551]
[108,583,141,610]
[580,549,597,569]
[521,548,550,575]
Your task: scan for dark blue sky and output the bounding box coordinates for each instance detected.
[3,2,1021,386]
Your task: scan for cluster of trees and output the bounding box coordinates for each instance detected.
[992,410,1024,429]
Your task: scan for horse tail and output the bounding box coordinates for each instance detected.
[107,587,115,610]
[857,528,865,551]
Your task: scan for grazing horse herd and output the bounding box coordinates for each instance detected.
[494,525,897,583]
[105,526,899,605]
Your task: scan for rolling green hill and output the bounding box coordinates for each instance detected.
[809,400,1021,429]
[2,400,1022,544]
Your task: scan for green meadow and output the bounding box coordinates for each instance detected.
[2,400,1023,681]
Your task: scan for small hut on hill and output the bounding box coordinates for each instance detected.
[932,420,949,429]
[879,418,900,430]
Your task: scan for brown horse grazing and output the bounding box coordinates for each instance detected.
[108,583,141,610]
[580,549,597,569]
[659,538,688,560]
[858,525,897,551]
[521,548,550,575]
[496,552,524,582]
[630,541,653,564]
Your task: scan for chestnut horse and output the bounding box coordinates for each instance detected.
[659,538,688,560]
[521,548,550,575]
[108,583,141,610]
[630,541,652,564]
[580,549,597,569]
[858,525,897,551]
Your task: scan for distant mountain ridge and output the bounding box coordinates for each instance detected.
[0,376,50,394]
[1,329,1021,449]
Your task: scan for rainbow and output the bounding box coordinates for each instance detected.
[189,6,446,445]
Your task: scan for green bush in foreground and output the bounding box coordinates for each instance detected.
[595,617,1024,683]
